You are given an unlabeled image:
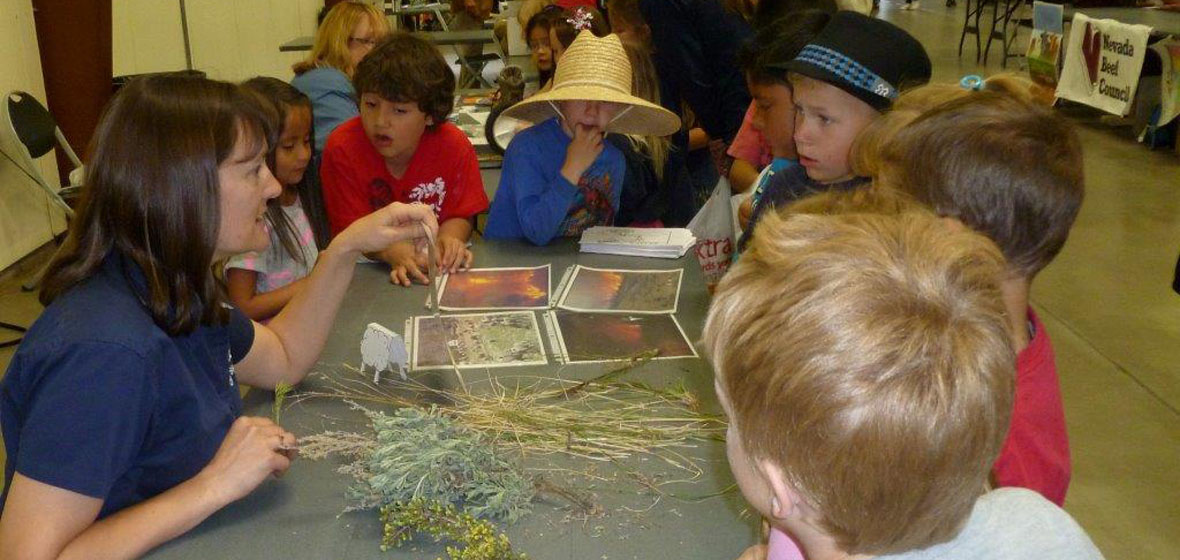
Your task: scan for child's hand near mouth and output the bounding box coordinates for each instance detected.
[560,123,605,184]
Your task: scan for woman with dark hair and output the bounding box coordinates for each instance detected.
[0,75,437,557]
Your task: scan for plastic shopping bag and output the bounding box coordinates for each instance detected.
[687,177,736,290]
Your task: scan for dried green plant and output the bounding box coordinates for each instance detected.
[347,407,535,522]
[380,498,526,559]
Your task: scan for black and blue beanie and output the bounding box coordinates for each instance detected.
[768,11,932,111]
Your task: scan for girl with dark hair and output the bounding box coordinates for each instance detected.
[526,5,564,92]
[0,74,437,557]
[227,77,331,321]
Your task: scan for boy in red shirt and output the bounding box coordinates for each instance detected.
[880,91,1083,506]
[321,32,489,286]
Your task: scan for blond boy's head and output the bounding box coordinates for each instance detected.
[778,184,918,217]
[704,210,1015,555]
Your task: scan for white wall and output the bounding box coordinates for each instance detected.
[2,0,340,271]
[114,0,325,82]
[0,0,66,272]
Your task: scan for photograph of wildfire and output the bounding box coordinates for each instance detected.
[550,310,697,363]
[557,266,682,314]
[437,265,551,310]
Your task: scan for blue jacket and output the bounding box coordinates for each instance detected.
[485,118,626,245]
[291,67,357,152]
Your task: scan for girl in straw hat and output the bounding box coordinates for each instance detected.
[484,31,681,245]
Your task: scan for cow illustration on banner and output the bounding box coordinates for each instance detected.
[1056,13,1151,115]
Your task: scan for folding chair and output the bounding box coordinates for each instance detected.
[0,91,85,291]
[983,0,1030,68]
[960,0,997,63]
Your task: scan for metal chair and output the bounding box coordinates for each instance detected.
[960,0,995,63]
[983,0,1029,68]
[0,91,85,291]
[960,0,1028,67]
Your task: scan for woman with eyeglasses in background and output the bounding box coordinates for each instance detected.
[292,1,391,151]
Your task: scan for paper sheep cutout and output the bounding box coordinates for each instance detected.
[360,322,408,383]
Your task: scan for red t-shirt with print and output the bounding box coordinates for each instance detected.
[320,117,489,236]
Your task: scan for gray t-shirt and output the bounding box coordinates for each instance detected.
[879,488,1104,560]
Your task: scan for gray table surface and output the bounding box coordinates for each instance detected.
[280,30,494,52]
[279,35,313,52]
[386,2,450,16]
[1065,6,1180,36]
[145,238,756,560]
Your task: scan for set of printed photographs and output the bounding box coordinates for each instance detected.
[407,265,698,371]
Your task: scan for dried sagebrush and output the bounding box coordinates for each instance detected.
[347,406,535,522]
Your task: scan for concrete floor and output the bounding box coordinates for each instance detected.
[2,3,1179,558]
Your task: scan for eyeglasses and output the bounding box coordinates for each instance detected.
[350,36,378,48]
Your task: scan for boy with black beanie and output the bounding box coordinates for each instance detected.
[740,11,931,248]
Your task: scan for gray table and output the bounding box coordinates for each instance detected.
[280,30,494,52]
[145,239,756,560]
[418,29,496,46]
[279,35,313,52]
[1065,6,1180,36]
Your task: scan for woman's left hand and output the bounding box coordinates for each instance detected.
[334,202,439,256]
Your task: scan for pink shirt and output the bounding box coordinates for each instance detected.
[726,102,772,169]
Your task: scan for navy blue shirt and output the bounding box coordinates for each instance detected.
[1,253,255,518]
[738,164,871,250]
[639,0,751,145]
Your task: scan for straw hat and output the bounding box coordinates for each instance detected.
[502,31,682,136]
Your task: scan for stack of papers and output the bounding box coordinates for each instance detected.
[578,227,696,258]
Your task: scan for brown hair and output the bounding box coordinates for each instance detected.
[240,77,331,254]
[550,6,611,49]
[41,75,273,335]
[293,1,389,76]
[352,32,455,128]
[704,210,1014,554]
[620,40,670,182]
[738,9,830,86]
[519,0,556,38]
[879,91,1084,277]
[605,0,648,43]
[851,75,1042,178]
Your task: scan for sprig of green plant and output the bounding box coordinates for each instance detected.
[380,498,526,560]
[272,382,293,424]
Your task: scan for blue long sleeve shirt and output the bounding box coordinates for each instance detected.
[291,67,358,152]
[485,118,626,245]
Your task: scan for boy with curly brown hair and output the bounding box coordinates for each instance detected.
[321,32,489,286]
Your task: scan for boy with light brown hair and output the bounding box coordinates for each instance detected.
[876,90,1083,507]
[703,210,1104,560]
